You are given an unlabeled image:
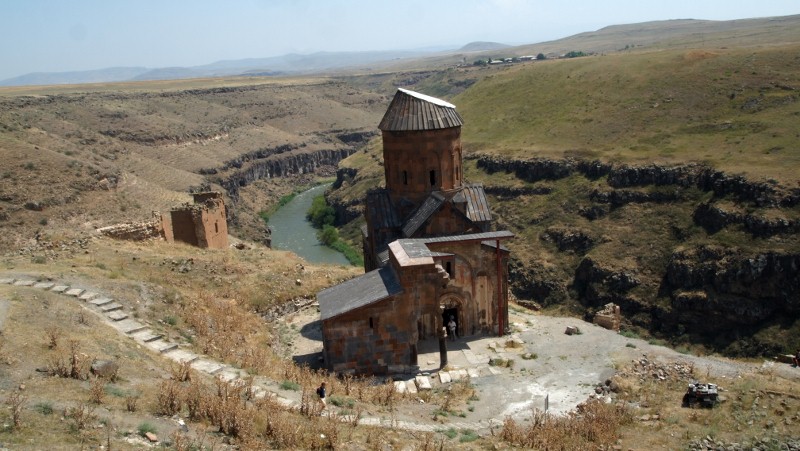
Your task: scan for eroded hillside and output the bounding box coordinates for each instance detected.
[0,78,385,250]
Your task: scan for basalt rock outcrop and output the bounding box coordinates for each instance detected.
[217,148,356,200]
[468,155,799,355]
[508,258,568,306]
[693,202,799,237]
[662,246,800,355]
[540,226,596,254]
[476,156,800,207]
[573,257,641,308]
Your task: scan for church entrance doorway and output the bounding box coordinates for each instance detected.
[442,307,459,340]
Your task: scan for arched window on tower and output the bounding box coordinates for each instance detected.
[403,170,408,185]
[429,170,436,186]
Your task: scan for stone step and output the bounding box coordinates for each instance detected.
[147,340,178,354]
[405,378,418,394]
[112,319,147,335]
[33,282,55,290]
[107,311,128,321]
[65,288,85,297]
[130,330,162,343]
[415,375,432,390]
[50,285,69,293]
[79,291,99,301]
[217,368,241,383]
[13,280,35,287]
[467,367,481,379]
[164,349,198,364]
[191,359,224,374]
[0,278,15,285]
[439,372,452,384]
[251,387,268,399]
[99,302,123,313]
[451,369,468,381]
[89,297,113,307]
[394,380,407,393]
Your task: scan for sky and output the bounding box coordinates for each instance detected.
[1,0,798,81]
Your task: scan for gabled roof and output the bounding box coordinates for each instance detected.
[318,266,403,321]
[402,192,445,237]
[365,190,401,230]
[378,88,464,131]
[460,184,493,223]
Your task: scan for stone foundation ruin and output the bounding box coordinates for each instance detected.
[98,192,228,249]
[593,302,622,331]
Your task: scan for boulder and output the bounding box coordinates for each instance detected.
[90,360,119,380]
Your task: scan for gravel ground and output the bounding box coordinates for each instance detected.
[287,304,800,429]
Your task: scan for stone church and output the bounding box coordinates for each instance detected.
[317,89,513,375]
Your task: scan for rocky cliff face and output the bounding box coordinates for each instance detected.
[217,148,356,200]
[663,246,800,355]
[474,155,800,356]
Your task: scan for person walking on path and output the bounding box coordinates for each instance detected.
[316,382,327,409]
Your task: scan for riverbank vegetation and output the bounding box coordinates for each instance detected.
[258,192,299,225]
[307,194,364,267]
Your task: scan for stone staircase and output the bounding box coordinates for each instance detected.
[0,276,273,400]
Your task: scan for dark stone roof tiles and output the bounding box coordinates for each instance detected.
[401,192,445,237]
[462,184,493,223]
[365,190,401,230]
[318,266,403,321]
[378,88,464,131]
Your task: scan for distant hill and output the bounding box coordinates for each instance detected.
[3,14,800,87]
[511,15,800,56]
[0,49,444,87]
[459,41,510,52]
[0,67,149,87]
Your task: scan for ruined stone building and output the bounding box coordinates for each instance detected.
[98,192,228,249]
[161,192,228,249]
[317,89,513,375]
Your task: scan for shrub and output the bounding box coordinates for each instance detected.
[5,392,27,430]
[307,195,335,228]
[619,330,639,339]
[137,422,157,437]
[280,380,300,391]
[34,401,54,415]
[89,378,105,404]
[459,429,479,442]
[156,380,183,416]
[125,394,139,412]
[329,396,355,408]
[66,403,96,431]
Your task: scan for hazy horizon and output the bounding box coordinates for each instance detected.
[1,0,798,81]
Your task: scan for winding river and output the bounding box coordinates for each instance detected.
[268,184,350,266]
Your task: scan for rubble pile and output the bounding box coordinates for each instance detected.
[687,436,800,451]
[617,355,695,382]
[15,236,92,260]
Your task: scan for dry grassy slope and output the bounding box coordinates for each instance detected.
[0,78,386,250]
[454,45,800,183]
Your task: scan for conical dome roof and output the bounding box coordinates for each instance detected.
[378,88,464,131]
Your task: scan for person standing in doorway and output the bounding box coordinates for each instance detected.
[448,316,458,341]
